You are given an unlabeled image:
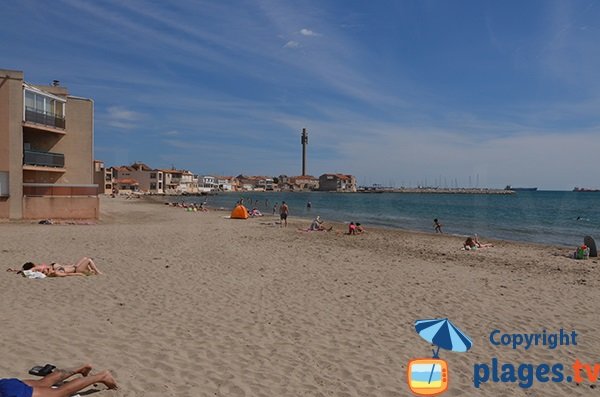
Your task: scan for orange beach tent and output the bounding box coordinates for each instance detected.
[230,205,249,219]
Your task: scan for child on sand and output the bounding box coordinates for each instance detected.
[433,218,443,233]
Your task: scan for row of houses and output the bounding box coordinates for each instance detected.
[94,162,200,195]
[95,162,357,194]
[0,67,355,220]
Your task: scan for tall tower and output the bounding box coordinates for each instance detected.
[301,128,308,176]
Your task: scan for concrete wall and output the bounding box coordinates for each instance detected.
[22,196,99,219]
[55,96,94,184]
[0,70,24,219]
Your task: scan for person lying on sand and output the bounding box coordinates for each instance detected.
[464,236,493,250]
[0,363,117,397]
[249,208,263,217]
[8,257,102,275]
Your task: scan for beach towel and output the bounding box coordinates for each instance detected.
[22,270,46,279]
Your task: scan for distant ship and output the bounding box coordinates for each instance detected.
[573,187,600,192]
[505,185,538,191]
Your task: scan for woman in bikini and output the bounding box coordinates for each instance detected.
[8,257,103,275]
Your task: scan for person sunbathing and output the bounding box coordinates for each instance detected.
[0,363,117,397]
[8,257,103,275]
[464,236,493,250]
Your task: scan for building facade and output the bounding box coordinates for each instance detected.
[127,162,164,194]
[93,160,113,195]
[318,174,357,192]
[0,69,98,219]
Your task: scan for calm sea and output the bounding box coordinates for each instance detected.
[175,191,599,247]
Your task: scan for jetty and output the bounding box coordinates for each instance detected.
[358,187,514,195]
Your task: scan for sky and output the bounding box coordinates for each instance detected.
[2,0,600,190]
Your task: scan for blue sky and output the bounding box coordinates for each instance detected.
[2,0,600,189]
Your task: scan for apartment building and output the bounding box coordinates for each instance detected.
[93,160,113,195]
[128,162,163,194]
[288,175,319,191]
[318,174,357,192]
[215,176,238,191]
[0,69,98,219]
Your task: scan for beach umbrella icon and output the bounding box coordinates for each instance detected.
[415,318,472,356]
[414,318,472,385]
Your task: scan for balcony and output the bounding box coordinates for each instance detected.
[23,149,65,169]
[23,183,98,197]
[24,107,65,129]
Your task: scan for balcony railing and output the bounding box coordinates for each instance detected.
[23,149,65,168]
[24,107,66,129]
[23,183,98,197]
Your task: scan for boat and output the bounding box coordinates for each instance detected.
[573,187,600,192]
[505,185,538,191]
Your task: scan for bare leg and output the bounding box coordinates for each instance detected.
[85,258,102,275]
[24,364,92,388]
[75,257,102,275]
[30,370,117,397]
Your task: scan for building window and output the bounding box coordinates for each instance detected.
[0,172,8,197]
[150,183,156,190]
[23,88,66,128]
[150,173,156,179]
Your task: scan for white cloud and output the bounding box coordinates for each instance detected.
[300,28,319,36]
[283,40,300,48]
[162,130,180,136]
[106,106,141,129]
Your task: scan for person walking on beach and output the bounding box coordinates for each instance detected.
[433,218,443,233]
[279,201,289,227]
[273,202,278,216]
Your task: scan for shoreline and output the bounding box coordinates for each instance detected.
[142,194,576,250]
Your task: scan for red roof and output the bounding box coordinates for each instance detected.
[116,178,139,185]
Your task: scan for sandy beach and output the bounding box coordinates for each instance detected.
[1,196,599,396]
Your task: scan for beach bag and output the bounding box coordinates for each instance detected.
[575,245,590,260]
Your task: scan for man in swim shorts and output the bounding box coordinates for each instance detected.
[0,364,117,397]
[279,201,289,227]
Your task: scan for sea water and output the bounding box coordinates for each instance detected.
[177,191,599,247]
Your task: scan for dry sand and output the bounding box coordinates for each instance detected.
[1,196,599,396]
